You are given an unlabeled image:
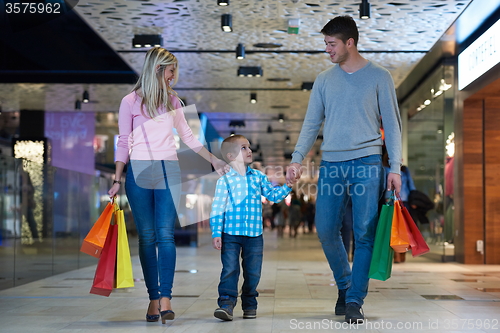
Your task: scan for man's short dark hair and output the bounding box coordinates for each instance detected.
[320,15,359,46]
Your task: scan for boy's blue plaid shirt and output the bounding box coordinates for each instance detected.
[210,166,291,238]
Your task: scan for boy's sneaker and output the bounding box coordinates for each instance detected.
[243,309,257,319]
[345,302,364,324]
[214,304,234,321]
[334,288,347,315]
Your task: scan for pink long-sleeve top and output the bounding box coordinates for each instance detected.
[115,92,203,164]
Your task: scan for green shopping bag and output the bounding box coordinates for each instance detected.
[369,203,395,281]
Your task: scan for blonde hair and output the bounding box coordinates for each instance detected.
[132,47,181,118]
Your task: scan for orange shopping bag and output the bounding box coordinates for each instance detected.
[390,200,411,253]
[81,202,115,258]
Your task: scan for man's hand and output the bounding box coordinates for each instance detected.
[387,172,402,196]
[212,237,222,250]
[286,163,302,185]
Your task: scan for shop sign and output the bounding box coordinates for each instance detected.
[458,18,500,90]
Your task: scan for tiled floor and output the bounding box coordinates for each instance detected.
[1,229,500,333]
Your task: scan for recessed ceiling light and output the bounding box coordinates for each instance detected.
[237,66,263,77]
[132,34,163,48]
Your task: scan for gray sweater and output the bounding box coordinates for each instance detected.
[291,61,402,174]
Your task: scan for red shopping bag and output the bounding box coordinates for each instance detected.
[90,222,118,297]
[81,202,115,258]
[390,200,411,253]
[399,202,430,257]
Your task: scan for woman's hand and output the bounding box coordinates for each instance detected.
[108,183,120,199]
[211,157,229,176]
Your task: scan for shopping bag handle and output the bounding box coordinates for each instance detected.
[110,195,120,211]
[385,190,397,204]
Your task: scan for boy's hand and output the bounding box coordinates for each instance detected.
[212,237,222,250]
[286,163,302,185]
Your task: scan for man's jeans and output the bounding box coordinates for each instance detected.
[315,155,384,306]
[218,233,263,310]
[125,160,181,300]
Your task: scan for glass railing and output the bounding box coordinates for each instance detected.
[0,153,131,290]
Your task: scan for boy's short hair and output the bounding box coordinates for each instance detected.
[320,15,359,46]
[221,134,247,163]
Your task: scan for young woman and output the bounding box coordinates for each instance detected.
[108,47,226,324]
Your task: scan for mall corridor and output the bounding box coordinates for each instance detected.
[0,229,499,333]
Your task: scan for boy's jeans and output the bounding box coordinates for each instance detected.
[218,233,263,310]
[125,160,181,301]
[315,155,384,306]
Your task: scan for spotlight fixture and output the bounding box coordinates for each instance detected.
[230,131,235,136]
[278,113,284,123]
[301,82,314,91]
[359,0,370,19]
[236,43,245,59]
[82,90,89,103]
[132,34,163,48]
[75,99,81,110]
[250,93,257,104]
[285,135,290,143]
[217,0,229,5]
[221,14,232,32]
[267,125,273,133]
[237,66,263,77]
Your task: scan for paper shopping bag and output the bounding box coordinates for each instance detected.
[369,203,395,281]
[81,202,114,258]
[115,208,134,289]
[90,222,118,297]
[390,200,411,253]
[400,202,430,257]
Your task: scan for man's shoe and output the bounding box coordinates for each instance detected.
[345,302,364,324]
[243,309,257,319]
[335,288,347,315]
[214,304,233,321]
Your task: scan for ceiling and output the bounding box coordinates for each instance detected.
[0,0,473,168]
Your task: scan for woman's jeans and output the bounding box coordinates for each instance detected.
[315,155,384,306]
[218,233,263,311]
[125,160,181,300]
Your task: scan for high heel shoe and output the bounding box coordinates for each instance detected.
[146,313,160,322]
[146,301,160,322]
[160,309,175,323]
[159,298,175,324]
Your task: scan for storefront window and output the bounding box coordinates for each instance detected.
[400,63,455,261]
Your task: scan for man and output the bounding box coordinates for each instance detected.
[286,15,402,323]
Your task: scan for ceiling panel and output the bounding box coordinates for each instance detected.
[0,0,473,167]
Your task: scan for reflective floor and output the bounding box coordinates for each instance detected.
[0,229,499,333]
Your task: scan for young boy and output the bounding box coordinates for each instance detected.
[210,134,292,321]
